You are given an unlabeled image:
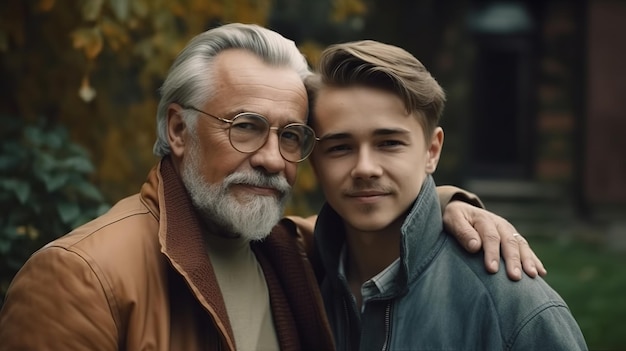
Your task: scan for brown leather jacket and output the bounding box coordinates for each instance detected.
[0,157,477,350]
[0,158,334,351]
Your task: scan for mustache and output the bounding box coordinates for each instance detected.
[343,181,393,196]
[223,171,292,198]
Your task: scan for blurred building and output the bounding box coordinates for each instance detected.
[273,0,626,235]
[462,0,625,229]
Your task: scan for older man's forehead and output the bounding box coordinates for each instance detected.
[209,50,308,124]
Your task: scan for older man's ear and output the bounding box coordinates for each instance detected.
[166,104,188,159]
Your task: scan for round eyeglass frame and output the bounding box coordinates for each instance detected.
[181,105,318,163]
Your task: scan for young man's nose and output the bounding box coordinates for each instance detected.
[350,148,383,179]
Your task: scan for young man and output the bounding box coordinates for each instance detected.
[0,24,543,350]
[308,40,587,350]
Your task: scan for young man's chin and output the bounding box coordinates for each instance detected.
[345,218,395,233]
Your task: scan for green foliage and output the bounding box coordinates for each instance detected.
[0,0,369,205]
[530,234,626,350]
[0,115,110,303]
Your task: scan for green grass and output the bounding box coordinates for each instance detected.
[528,235,626,351]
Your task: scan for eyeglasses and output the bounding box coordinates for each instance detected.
[181,105,317,163]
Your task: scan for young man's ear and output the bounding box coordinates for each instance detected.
[167,103,188,158]
[425,127,444,174]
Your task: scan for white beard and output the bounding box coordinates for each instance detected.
[180,143,291,241]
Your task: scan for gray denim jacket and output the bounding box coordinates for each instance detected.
[314,176,588,351]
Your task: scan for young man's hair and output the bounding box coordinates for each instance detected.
[308,40,446,137]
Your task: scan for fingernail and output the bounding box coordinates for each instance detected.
[515,267,521,279]
[469,239,478,250]
[490,260,499,271]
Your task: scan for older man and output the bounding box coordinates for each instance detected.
[0,24,543,351]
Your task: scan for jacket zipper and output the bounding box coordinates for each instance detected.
[381,301,393,351]
[343,298,352,351]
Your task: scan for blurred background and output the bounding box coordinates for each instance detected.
[0,0,624,349]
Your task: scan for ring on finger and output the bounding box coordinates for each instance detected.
[512,233,528,243]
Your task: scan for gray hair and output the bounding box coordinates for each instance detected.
[153,23,312,156]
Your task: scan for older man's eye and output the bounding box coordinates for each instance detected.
[232,121,264,132]
[281,130,302,143]
[231,114,267,134]
[232,122,254,130]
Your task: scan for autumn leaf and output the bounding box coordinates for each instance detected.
[36,0,55,12]
[109,0,130,22]
[331,0,367,22]
[101,16,129,51]
[71,27,103,59]
[131,0,150,18]
[82,0,105,21]
[169,2,186,17]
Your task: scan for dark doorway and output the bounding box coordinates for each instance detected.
[468,1,537,179]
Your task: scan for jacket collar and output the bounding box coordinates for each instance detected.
[315,175,445,295]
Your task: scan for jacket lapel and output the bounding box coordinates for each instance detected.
[157,157,236,351]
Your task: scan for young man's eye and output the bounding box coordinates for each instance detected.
[326,144,351,153]
[379,140,404,148]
